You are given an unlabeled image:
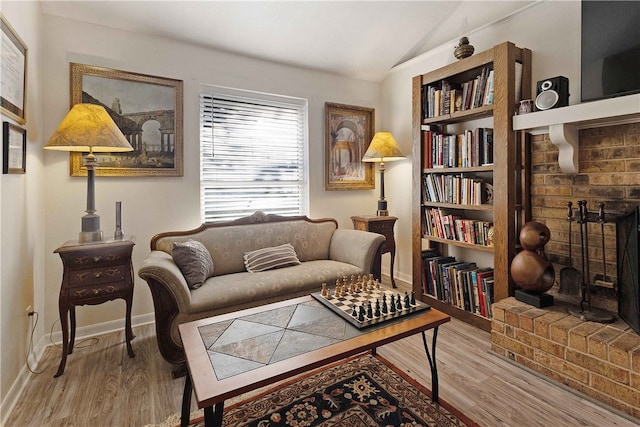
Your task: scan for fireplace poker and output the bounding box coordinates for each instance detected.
[594,202,615,290]
[576,200,588,312]
[559,201,581,295]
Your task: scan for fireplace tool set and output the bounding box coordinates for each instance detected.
[563,200,616,323]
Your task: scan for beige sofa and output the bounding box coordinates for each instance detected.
[138,211,385,366]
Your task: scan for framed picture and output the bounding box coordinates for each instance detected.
[70,63,183,177]
[3,121,26,174]
[1,14,27,124]
[324,102,375,190]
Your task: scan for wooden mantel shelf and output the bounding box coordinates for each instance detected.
[513,93,640,173]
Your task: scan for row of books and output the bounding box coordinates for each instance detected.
[421,250,495,318]
[423,207,494,247]
[422,128,493,169]
[421,67,494,119]
[422,173,492,206]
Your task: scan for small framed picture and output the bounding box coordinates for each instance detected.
[3,121,26,174]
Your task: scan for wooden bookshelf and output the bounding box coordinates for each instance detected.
[412,41,531,331]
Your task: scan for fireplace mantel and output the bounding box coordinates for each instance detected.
[513,93,640,173]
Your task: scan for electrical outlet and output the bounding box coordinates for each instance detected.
[25,305,33,315]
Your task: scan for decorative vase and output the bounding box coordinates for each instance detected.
[510,250,555,293]
[519,221,551,251]
[454,37,474,60]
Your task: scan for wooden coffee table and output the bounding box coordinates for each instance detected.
[178,294,450,427]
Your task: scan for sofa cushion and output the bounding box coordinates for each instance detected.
[244,243,301,272]
[172,240,215,289]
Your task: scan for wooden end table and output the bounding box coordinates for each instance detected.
[53,237,136,377]
[351,215,398,288]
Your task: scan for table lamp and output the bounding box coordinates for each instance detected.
[362,131,405,216]
[45,104,133,242]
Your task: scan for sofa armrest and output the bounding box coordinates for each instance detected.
[329,229,385,273]
[138,251,194,365]
[138,251,192,310]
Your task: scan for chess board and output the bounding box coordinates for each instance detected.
[311,286,430,329]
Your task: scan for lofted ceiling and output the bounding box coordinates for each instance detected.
[40,0,537,82]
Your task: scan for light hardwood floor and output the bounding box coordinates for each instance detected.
[6,308,639,426]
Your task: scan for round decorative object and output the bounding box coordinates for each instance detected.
[519,221,551,251]
[510,250,555,293]
[454,37,474,60]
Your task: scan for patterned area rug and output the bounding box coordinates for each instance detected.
[152,354,478,427]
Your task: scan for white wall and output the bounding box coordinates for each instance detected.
[40,15,383,334]
[0,1,45,421]
[380,0,581,285]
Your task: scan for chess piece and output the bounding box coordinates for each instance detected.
[410,291,416,306]
[396,294,402,310]
[321,283,327,297]
[382,295,388,314]
[404,292,410,309]
[367,301,373,318]
[351,304,357,318]
[390,295,396,313]
[358,305,365,322]
[375,299,381,317]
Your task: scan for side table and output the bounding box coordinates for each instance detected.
[351,215,397,288]
[53,237,136,377]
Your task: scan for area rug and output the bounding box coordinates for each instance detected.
[152,354,478,427]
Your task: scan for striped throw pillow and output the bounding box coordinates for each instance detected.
[244,243,301,273]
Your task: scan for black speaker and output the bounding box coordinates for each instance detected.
[535,76,569,110]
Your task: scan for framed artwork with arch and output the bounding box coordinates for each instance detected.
[69,63,183,177]
[324,102,374,190]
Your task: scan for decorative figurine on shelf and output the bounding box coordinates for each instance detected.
[454,37,475,60]
[510,221,555,307]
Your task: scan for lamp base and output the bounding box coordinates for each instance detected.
[377,199,389,216]
[79,230,103,243]
[80,212,103,242]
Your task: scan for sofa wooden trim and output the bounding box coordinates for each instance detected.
[150,211,338,250]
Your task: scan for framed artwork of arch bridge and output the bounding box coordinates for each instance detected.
[324,102,374,191]
[69,63,183,177]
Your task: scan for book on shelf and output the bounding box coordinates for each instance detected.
[423,207,494,246]
[420,253,494,319]
[422,173,492,206]
[421,66,493,119]
[422,128,493,169]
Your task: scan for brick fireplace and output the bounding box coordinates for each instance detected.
[531,123,640,315]
[491,122,640,419]
[492,298,640,419]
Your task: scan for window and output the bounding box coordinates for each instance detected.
[200,86,308,223]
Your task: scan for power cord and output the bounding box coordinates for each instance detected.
[26,311,45,374]
[25,311,100,375]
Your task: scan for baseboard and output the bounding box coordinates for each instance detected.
[47,312,155,344]
[0,312,155,426]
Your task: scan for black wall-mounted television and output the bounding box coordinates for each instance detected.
[581,1,640,102]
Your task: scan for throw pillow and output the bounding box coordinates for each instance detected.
[244,243,301,273]
[172,240,215,289]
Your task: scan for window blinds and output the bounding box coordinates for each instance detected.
[200,89,308,223]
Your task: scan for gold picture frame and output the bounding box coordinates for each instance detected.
[70,63,183,177]
[1,14,27,124]
[324,102,374,190]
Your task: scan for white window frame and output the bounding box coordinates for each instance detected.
[200,84,309,223]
